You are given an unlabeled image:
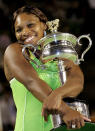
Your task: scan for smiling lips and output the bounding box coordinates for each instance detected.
[25,36,35,43]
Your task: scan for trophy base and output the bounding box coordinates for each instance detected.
[50,122,95,131]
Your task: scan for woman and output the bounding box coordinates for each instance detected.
[4,5,91,131]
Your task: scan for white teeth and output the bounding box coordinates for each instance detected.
[25,36,34,42]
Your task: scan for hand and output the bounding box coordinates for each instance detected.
[62,107,91,129]
[90,112,95,123]
[42,91,63,121]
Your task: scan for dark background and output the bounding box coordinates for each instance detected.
[0,0,95,130]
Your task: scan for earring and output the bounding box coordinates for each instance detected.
[44,31,47,36]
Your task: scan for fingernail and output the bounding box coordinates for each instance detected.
[89,119,91,121]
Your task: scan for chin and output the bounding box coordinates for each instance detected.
[24,41,37,46]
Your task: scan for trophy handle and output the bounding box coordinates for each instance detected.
[22,44,46,69]
[77,34,92,64]
[22,44,36,60]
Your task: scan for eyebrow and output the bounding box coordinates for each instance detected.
[15,25,22,28]
[15,25,23,31]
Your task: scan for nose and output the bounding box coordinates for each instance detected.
[21,27,31,38]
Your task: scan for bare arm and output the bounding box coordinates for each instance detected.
[53,58,84,98]
[42,59,84,114]
[4,43,52,102]
[42,59,91,129]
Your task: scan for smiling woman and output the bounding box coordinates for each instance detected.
[14,11,47,45]
[3,5,90,131]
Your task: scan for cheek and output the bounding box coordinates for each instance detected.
[35,25,44,37]
[15,33,20,40]
[37,28,44,38]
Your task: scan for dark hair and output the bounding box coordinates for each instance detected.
[13,5,48,24]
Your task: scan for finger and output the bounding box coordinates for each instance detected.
[48,108,59,115]
[80,118,85,127]
[76,119,81,129]
[44,110,49,121]
[42,108,49,122]
[52,108,59,114]
[41,107,44,116]
[62,118,71,129]
[67,121,72,129]
[82,116,91,122]
[71,120,76,129]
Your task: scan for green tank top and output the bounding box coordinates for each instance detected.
[10,53,77,131]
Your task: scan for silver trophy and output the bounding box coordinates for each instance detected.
[22,19,92,129]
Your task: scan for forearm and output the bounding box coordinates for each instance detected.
[24,77,52,103]
[42,61,84,120]
[54,78,83,99]
[42,74,84,117]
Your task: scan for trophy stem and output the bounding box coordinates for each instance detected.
[51,60,66,129]
[58,60,66,85]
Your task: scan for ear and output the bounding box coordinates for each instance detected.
[41,22,47,31]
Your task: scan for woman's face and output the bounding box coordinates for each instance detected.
[14,13,46,45]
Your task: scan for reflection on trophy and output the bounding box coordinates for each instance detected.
[22,19,94,130]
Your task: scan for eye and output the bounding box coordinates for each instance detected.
[16,27,22,33]
[27,23,34,28]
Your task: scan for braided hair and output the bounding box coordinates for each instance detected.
[13,5,48,24]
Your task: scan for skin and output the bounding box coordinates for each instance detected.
[4,13,91,129]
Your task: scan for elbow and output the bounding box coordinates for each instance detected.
[72,70,84,97]
[77,73,84,94]
[73,83,84,97]
[67,73,84,98]
[71,78,84,98]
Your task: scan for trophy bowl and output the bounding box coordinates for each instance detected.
[22,31,92,66]
[38,32,92,64]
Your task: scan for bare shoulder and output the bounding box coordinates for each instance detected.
[4,42,25,66]
[4,42,35,82]
[4,42,22,58]
[4,42,23,81]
